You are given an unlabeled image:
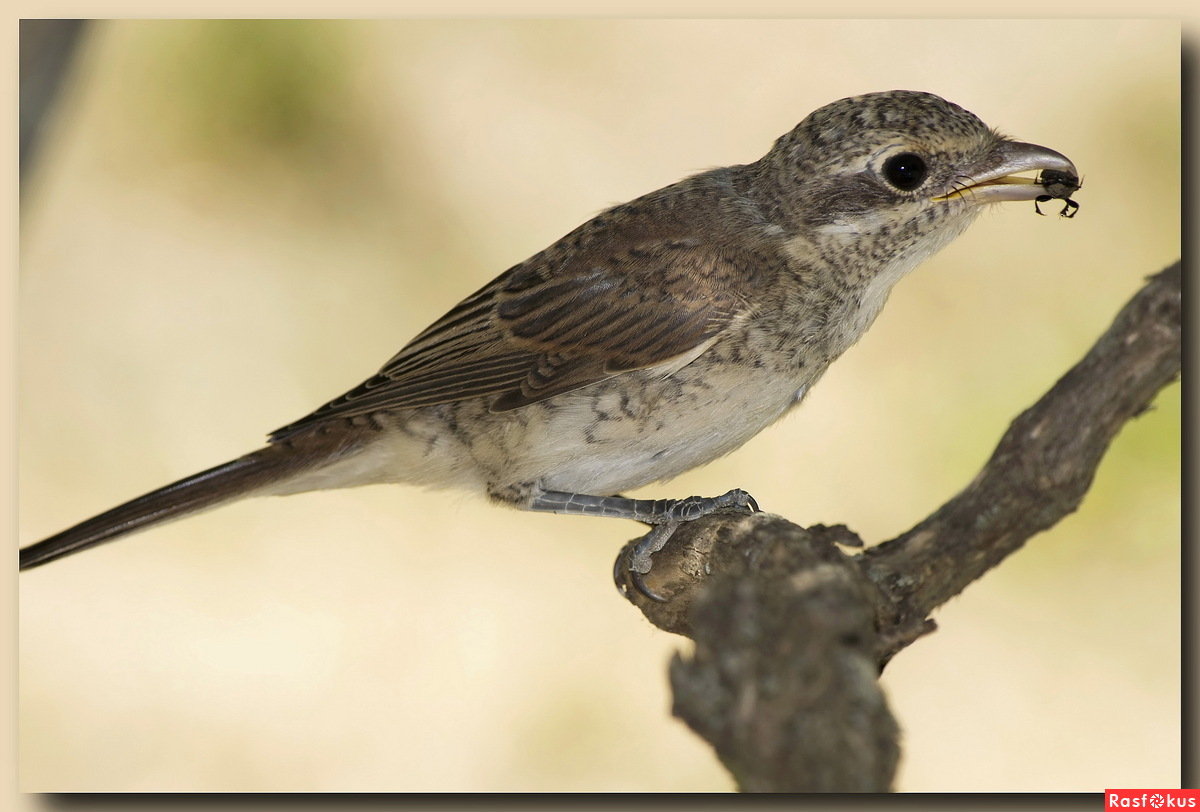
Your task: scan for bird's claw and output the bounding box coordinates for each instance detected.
[614,488,760,602]
[613,545,669,602]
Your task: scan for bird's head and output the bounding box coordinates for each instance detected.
[756,90,1079,255]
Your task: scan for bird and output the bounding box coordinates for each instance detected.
[19,89,1080,583]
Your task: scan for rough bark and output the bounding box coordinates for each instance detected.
[614,262,1181,792]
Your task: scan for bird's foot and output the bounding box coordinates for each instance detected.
[614,488,759,601]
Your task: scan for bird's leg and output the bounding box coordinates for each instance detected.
[528,489,758,530]
[528,488,759,598]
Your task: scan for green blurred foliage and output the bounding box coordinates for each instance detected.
[139,21,353,166]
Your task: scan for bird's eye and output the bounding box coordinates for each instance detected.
[881,152,928,191]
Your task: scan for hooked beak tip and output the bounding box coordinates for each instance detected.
[936,140,1079,204]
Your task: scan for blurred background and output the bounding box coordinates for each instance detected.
[18,20,1179,792]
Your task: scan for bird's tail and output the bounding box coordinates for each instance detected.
[19,440,338,571]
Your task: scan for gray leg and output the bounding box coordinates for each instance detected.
[529,487,759,575]
[528,489,757,526]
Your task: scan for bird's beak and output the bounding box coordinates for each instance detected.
[934,140,1079,204]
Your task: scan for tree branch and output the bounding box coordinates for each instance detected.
[614,262,1181,791]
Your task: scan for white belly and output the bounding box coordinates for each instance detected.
[515,366,808,495]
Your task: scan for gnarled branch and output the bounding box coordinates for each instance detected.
[615,261,1181,792]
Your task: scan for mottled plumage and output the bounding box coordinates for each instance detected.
[20,90,1079,573]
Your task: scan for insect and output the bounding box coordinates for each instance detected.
[1035,168,1082,218]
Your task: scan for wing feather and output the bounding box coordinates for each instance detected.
[271,220,755,439]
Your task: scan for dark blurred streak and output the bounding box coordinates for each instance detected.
[20,19,89,187]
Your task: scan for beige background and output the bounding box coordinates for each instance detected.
[16,19,1180,792]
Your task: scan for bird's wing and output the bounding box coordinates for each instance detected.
[270,233,752,439]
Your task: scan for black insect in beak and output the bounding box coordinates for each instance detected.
[1035,169,1082,218]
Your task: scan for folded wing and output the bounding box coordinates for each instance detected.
[271,232,752,440]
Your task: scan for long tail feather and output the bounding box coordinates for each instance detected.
[20,446,308,570]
